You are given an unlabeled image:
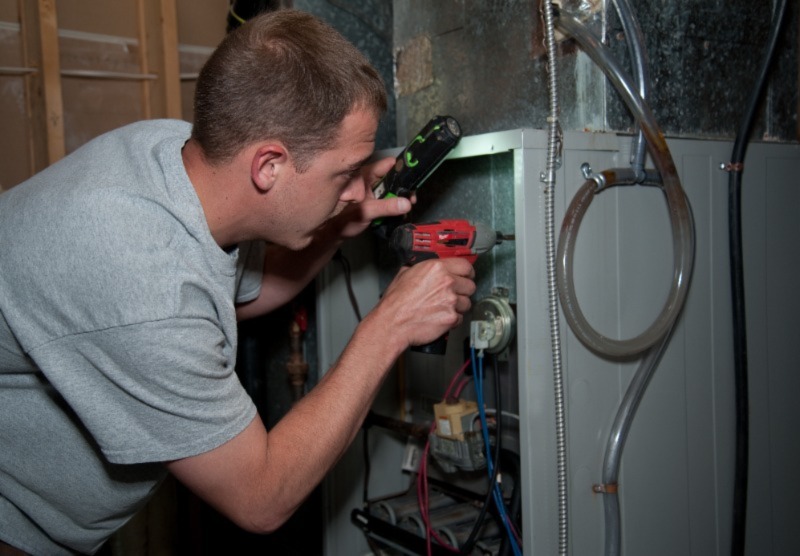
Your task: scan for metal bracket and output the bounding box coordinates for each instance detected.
[720,162,744,173]
[581,162,607,190]
[592,483,619,494]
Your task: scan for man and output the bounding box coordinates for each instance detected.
[0,9,475,554]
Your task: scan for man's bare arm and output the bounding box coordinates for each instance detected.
[167,257,476,532]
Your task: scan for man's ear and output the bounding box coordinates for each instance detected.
[251,143,289,193]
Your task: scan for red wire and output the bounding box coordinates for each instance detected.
[507,513,523,546]
[416,359,472,555]
[453,377,471,398]
[444,359,471,398]
[417,438,460,554]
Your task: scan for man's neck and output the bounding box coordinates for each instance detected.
[182,139,248,250]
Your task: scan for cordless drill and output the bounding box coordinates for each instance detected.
[389,219,514,354]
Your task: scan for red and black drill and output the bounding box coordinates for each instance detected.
[371,116,514,353]
[389,219,514,354]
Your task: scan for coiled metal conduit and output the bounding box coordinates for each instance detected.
[540,2,569,555]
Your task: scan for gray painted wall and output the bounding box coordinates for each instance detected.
[506,132,800,556]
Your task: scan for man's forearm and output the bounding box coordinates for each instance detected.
[168,257,475,534]
[169,308,404,534]
[253,308,405,525]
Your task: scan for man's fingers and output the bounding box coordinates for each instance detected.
[455,293,472,315]
[366,157,396,187]
[374,258,479,349]
[440,257,477,280]
[360,196,412,222]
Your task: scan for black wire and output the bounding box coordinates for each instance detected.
[334,248,365,504]
[362,426,371,505]
[728,2,788,554]
[490,353,519,555]
[498,449,522,556]
[334,249,363,322]
[459,354,505,555]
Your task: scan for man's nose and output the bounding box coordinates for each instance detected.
[339,175,366,203]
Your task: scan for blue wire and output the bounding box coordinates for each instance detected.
[471,347,522,556]
[475,352,521,556]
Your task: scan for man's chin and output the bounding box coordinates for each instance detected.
[290,234,315,251]
[265,234,314,251]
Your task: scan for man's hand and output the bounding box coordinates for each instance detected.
[366,257,477,352]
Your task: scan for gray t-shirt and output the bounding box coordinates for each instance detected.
[0,120,261,554]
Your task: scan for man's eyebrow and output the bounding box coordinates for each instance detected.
[345,154,372,172]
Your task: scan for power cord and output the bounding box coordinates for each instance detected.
[333,249,363,322]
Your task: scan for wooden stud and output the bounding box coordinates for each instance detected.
[18,1,43,177]
[19,0,65,170]
[135,0,153,120]
[36,0,64,162]
[159,0,181,118]
[137,0,182,120]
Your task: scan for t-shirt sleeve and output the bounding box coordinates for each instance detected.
[28,317,257,465]
[235,240,266,304]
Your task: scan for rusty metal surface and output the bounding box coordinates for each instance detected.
[295,0,396,149]
[604,0,798,141]
[394,34,433,96]
[392,0,798,145]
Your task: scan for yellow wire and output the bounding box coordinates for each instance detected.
[229,3,246,25]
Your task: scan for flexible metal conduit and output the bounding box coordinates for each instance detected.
[555,10,695,360]
[540,2,569,555]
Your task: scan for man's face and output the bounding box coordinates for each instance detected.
[267,108,378,250]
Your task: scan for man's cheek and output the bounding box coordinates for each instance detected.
[329,201,348,219]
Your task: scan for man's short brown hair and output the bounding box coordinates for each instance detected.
[191,9,387,171]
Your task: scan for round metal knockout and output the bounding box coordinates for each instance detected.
[473,294,516,354]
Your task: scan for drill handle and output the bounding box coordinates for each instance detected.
[411,334,449,355]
